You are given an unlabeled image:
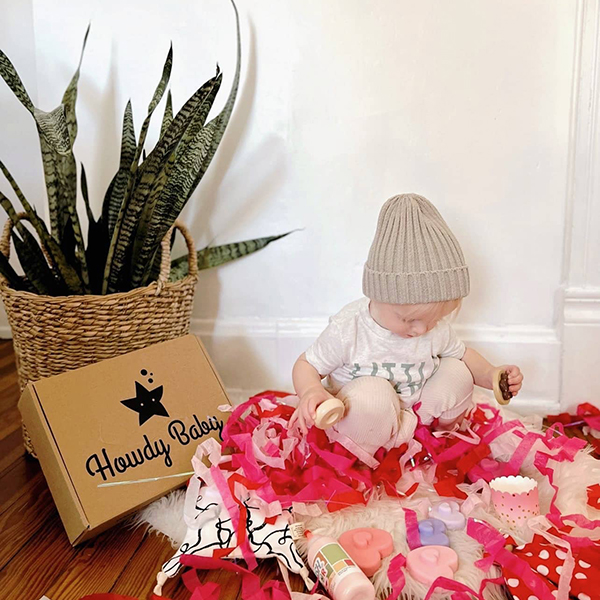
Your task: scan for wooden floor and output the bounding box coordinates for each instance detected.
[0,340,292,600]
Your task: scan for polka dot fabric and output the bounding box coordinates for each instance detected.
[502,535,600,600]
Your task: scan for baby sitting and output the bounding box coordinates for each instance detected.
[289,194,523,462]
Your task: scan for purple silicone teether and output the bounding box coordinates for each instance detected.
[418,518,450,547]
[429,501,466,530]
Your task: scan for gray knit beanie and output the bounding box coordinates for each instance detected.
[362,193,470,304]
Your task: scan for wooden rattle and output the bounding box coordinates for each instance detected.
[314,398,346,429]
[492,368,513,405]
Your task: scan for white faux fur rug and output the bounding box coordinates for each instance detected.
[295,495,506,600]
[136,397,600,600]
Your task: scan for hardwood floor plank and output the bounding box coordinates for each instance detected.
[0,476,55,570]
[0,456,41,514]
[0,377,19,413]
[0,428,25,475]
[109,530,187,599]
[0,509,75,600]
[43,524,146,600]
[0,404,21,440]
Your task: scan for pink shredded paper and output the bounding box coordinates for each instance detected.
[146,394,600,600]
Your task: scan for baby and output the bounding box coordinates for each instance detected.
[289,194,523,461]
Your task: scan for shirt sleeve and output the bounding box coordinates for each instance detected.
[304,319,345,376]
[436,320,466,359]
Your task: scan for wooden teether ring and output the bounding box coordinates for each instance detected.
[314,398,345,429]
[493,368,513,405]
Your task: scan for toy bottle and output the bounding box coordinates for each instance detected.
[306,531,376,600]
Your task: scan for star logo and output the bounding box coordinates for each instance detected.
[120,381,169,426]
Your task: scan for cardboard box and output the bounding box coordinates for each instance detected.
[18,334,230,545]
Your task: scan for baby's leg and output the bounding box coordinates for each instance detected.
[334,376,417,457]
[417,358,474,428]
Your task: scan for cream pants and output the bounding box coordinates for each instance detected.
[332,358,474,456]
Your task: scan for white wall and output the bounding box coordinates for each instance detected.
[1,0,597,412]
[0,0,46,257]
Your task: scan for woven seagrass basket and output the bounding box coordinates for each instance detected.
[0,214,199,456]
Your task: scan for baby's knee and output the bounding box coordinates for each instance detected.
[417,358,474,426]
[441,357,474,397]
[337,376,399,418]
[337,375,397,399]
[333,376,414,456]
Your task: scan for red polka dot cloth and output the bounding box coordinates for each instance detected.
[503,535,600,600]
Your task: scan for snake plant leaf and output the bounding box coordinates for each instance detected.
[104,69,223,293]
[61,215,77,268]
[129,73,223,287]
[1,47,74,239]
[80,163,94,224]
[0,208,35,292]
[139,0,241,284]
[102,46,173,293]
[101,99,136,237]
[160,90,173,139]
[11,231,61,295]
[131,121,216,287]
[86,223,108,295]
[34,105,77,244]
[33,106,72,156]
[82,163,110,294]
[0,162,85,293]
[49,154,90,292]
[0,193,62,294]
[34,109,76,248]
[37,25,89,249]
[64,195,90,291]
[149,227,176,282]
[0,49,35,113]
[129,1,241,288]
[189,0,242,192]
[139,44,173,149]
[33,106,78,245]
[62,25,90,145]
[0,250,28,291]
[1,36,87,255]
[153,47,173,106]
[38,136,71,241]
[169,231,295,281]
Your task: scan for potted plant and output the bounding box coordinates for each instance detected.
[0,3,290,452]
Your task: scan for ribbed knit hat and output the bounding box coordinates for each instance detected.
[362,194,470,304]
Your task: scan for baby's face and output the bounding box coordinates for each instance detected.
[369,301,446,338]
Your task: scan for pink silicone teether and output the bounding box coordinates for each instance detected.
[429,501,466,530]
[406,546,459,586]
[339,528,394,577]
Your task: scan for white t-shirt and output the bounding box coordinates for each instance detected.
[304,298,466,407]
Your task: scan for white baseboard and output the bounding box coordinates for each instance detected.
[191,317,562,416]
[1,314,563,416]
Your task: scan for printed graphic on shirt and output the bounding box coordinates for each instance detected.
[348,359,440,396]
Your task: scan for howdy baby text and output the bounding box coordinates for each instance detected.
[85,414,224,482]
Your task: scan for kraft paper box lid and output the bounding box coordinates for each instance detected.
[18,334,230,545]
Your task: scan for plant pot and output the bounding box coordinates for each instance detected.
[0,216,199,456]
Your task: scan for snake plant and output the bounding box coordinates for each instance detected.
[0,1,291,296]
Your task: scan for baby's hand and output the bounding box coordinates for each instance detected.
[289,385,337,434]
[499,364,523,397]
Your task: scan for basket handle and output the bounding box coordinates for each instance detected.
[1,212,28,260]
[1,214,198,292]
[156,220,198,294]
[0,214,54,286]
